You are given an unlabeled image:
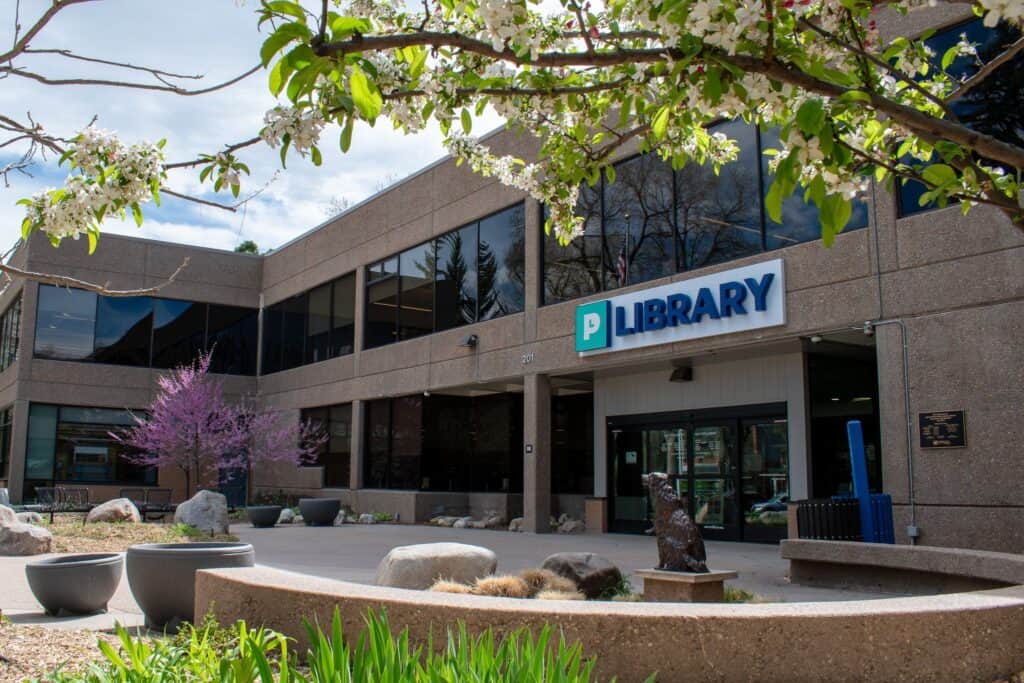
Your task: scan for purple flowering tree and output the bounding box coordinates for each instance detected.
[114,351,325,500]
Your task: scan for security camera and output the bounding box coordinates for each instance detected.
[810,335,823,343]
[862,322,875,337]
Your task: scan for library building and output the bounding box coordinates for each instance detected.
[0,6,1020,552]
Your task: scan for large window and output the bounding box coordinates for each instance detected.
[542,122,869,304]
[261,272,356,374]
[363,392,523,492]
[23,403,155,499]
[0,295,21,372]
[301,403,352,488]
[551,394,594,495]
[34,285,257,375]
[0,406,11,479]
[364,203,525,349]
[899,18,1024,216]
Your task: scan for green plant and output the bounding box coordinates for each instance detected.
[170,522,210,539]
[596,573,635,601]
[371,511,393,523]
[723,586,759,603]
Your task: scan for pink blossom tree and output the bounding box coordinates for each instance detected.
[113,351,325,500]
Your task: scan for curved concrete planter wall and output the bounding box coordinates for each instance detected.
[26,553,122,615]
[246,506,283,528]
[197,566,1024,683]
[298,498,340,527]
[127,542,254,629]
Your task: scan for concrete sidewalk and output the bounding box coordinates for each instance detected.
[1,525,888,632]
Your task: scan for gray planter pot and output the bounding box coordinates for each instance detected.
[26,553,123,616]
[246,505,283,528]
[126,542,254,630]
[298,498,340,527]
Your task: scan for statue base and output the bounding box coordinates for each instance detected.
[635,568,739,602]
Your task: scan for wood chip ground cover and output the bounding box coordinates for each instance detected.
[41,516,237,554]
[0,622,114,683]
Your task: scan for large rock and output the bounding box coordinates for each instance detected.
[16,511,43,525]
[0,504,16,526]
[375,542,497,590]
[542,552,623,599]
[0,522,52,556]
[0,488,9,506]
[86,498,142,524]
[278,508,295,524]
[174,490,229,535]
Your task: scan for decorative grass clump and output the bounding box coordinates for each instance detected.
[430,568,585,600]
[29,608,651,682]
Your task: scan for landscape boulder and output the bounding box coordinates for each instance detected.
[0,488,9,506]
[542,552,623,599]
[452,516,472,529]
[359,513,376,524]
[558,519,586,534]
[16,511,44,525]
[174,490,229,535]
[375,542,498,590]
[0,522,52,556]
[0,504,16,526]
[86,498,142,524]
[278,508,295,524]
[508,517,523,532]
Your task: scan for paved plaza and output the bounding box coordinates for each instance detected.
[0,523,888,632]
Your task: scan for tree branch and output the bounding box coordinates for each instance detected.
[0,64,261,96]
[946,35,1024,103]
[0,256,191,297]
[164,136,263,169]
[160,188,239,211]
[21,48,205,80]
[0,0,100,65]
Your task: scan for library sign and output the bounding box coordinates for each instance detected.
[575,259,786,355]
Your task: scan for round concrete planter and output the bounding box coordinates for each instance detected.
[26,553,123,616]
[298,498,340,527]
[126,542,254,629]
[246,505,283,528]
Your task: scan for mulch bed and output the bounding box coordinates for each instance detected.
[0,621,114,683]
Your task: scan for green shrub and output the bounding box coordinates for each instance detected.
[32,609,651,682]
[371,511,393,523]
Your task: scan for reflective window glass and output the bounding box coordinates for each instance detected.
[365,277,398,349]
[53,406,154,485]
[306,284,332,363]
[399,243,435,340]
[364,398,391,488]
[152,299,205,369]
[35,285,97,360]
[478,204,525,320]
[543,186,603,304]
[207,305,258,375]
[261,304,284,374]
[389,395,423,490]
[679,120,764,270]
[604,155,676,288]
[0,406,11,479]
[279,294,307,371]
[0,297,21,372]
[92,296,153,366]
[331,274,355,357]
[434,224,477,331]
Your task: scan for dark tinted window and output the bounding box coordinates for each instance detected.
[35,285,97,360]
[551,394,594,494]
[543,186,603,304]
[306,284,332,364]
[53,406,155,485]
[364,398,391,488]
[899,19,1024,216]
[604,154,676,287]
[478,204,526,319]
[365,275,398,349]
[152,299,205,369]
[0,296,21,372]
[302,403,352,488]
[0,406,11,479]
[389,395,422,490]
[435,224,478,331]
[92,296,152,366]
[331,274,355,357]
[261,304,284,374]
[279,294,307,371]
[681,119,763,268]
[207,305,258,375]
[399,242,435,340]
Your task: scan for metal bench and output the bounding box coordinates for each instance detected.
[35,486,94,523]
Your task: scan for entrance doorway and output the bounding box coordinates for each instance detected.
[608,403,789,542]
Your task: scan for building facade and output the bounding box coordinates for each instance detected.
[0,5,1020,551]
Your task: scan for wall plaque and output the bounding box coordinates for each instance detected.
[919,411,966,449]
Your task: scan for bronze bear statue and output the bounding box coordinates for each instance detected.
[642,472,709,573]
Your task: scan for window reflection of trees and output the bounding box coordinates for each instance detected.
[543,184,603,304]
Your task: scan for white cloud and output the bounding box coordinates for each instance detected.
[0,0,505,254]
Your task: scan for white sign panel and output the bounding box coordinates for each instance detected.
[574,259,786,355]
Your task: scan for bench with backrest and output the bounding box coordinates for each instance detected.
[35,486,94,523]
[119,487,176,521]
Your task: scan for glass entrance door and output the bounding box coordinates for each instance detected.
[607,404,787,541]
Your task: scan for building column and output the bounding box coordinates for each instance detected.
[523,373,551,533]
[6,399,30,504]
[349,399,364,490]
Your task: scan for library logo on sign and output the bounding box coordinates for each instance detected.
[575,300,611,352]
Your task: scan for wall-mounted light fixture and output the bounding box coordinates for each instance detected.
[458,334,479,349]
[810,335,823,343]
[669,366,693,382]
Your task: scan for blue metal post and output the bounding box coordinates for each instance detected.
[847,420,876,542]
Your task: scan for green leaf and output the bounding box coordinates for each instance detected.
[330,15,371,38]
[349,64,382,122]
[87,230,98,254]
[651,105,670,140]
[260,23,310,67]
[268,59,287,96]
[131,202,143,227]
[921,163,957,188]
[340,118,353,152]
[461,109,472,135]
[765,179,785,224]
[796,99,826,137]
[818,194,852,247]
[311,145,322,166]
[408,46,427,79]
[263,1,307,22]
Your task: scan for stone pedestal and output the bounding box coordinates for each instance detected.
[636,568,739,602]
[584,497,607,533]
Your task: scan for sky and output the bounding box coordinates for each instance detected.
[0,0,505,253]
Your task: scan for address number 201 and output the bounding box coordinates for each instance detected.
[521,352,535,365]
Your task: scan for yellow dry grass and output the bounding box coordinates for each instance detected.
[40,515,237,554]
[0,620,114,683]
[429,579,474,594]
[472,575,532,598]
[535,590,585,601]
